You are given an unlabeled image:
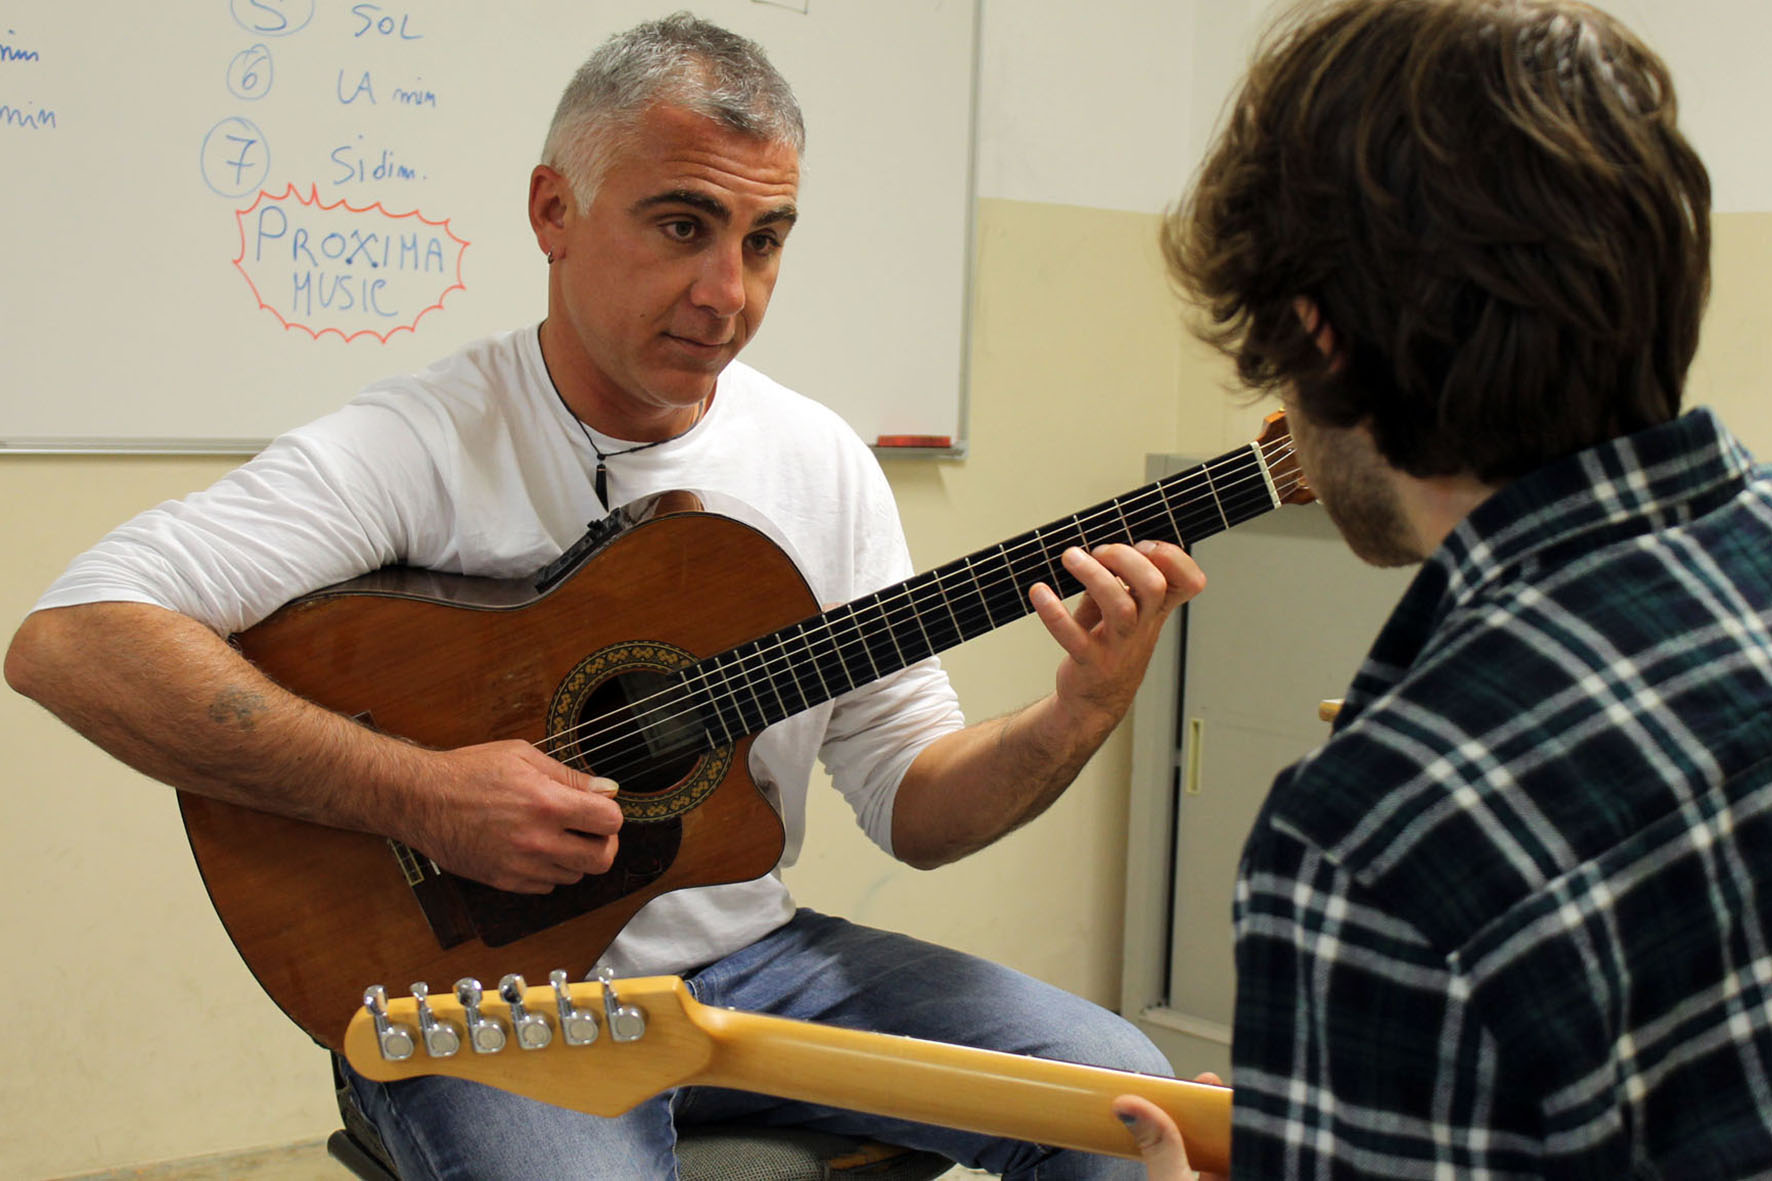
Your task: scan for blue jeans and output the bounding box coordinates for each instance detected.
[344,909,1170,1178]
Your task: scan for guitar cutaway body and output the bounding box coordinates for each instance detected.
[180,496,808,1052]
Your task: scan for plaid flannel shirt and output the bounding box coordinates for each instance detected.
[1230,408,1772,1178]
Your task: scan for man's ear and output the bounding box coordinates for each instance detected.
[1293,296,1338,358]
[529,164,572,258]
[1294,295,1344,372]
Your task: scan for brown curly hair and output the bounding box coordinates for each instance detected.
[1164,0,1711,482]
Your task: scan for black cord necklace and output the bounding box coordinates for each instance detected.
[553,384,706,506]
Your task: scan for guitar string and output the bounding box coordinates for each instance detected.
[535,439,1304,779]
[533,439,1305,780]
[543,469,1306,787]
[537,451,1307,784]
[528,449,1295,762]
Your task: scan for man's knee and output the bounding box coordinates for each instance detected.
[1087,1012,1172,1076]
[1029,998,1172,1078]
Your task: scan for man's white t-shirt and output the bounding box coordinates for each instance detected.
[36,326,965,974]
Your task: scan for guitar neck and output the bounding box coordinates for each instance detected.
[693,1003,1231,1173]
[675,433,1290,749]
[344,975,1232,1172]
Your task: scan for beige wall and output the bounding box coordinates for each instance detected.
[1687,215,1772,445]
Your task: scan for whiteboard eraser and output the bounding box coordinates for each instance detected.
[875,434,953,448]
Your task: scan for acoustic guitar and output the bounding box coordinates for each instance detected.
[181,413,1310,1053]
[344,971,1233,1173]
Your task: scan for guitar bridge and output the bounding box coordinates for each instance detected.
[387,838,477,949]
[389,839,430,888]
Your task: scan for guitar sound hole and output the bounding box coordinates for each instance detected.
[572,669,702,797]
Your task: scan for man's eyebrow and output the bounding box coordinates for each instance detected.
[632,189,798,229]
[755,204,798,230]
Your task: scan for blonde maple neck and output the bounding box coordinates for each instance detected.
[344,973,1231,1172]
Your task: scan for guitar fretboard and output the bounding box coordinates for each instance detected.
[590,436,1288,764]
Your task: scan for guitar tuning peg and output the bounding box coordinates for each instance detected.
[363,985,415,1061]
[411,981,460,1058]
[551,969,600,1045]
[499,974,554,1050]
[597,966,647,1042]
[454,977,507,1054]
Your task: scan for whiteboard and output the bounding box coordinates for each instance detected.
[0,1,976,452]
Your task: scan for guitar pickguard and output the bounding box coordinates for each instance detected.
[448,822,683,947]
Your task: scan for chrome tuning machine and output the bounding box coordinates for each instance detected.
[551,969,600,1045]
[411,981,461,1058]
[363,985,415,1062]
[597,966,647,1042]
[454,977,508,1053]
[499,974,554,1050]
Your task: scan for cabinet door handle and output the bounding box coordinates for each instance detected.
[1183,717,1205,796]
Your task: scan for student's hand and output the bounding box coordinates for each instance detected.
[1114,1073,1227,1181]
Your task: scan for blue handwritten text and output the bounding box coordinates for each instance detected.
[338,69,375,104]
[393,82,436,108]
[1,29,41,63]
[331,141,420,184]
[251,205,451,273]
[0,101,55,129]
[290,271,399,318]
[337,69,437,110]
[351,4,423,40]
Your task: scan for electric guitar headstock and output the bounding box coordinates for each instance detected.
[345,970,712,1116]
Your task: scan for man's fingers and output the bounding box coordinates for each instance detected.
[1136,539,1208,608]
[515,745,626,874]
[1065,542,1199,627]
[544,752,620,796]
[1030,579,1096,663]
[523,746,622,812]
[1063,546,1141,630]
[1101,540,1201,608]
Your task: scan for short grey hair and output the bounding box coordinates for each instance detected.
[541,11,806,212]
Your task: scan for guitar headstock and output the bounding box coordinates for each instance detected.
[1257,410,1316,506]
[343,970,712,1116]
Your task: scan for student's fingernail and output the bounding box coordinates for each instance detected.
[1117,1112,1139,1127]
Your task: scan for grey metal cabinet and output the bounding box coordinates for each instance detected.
[1121,453,1413,1078]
